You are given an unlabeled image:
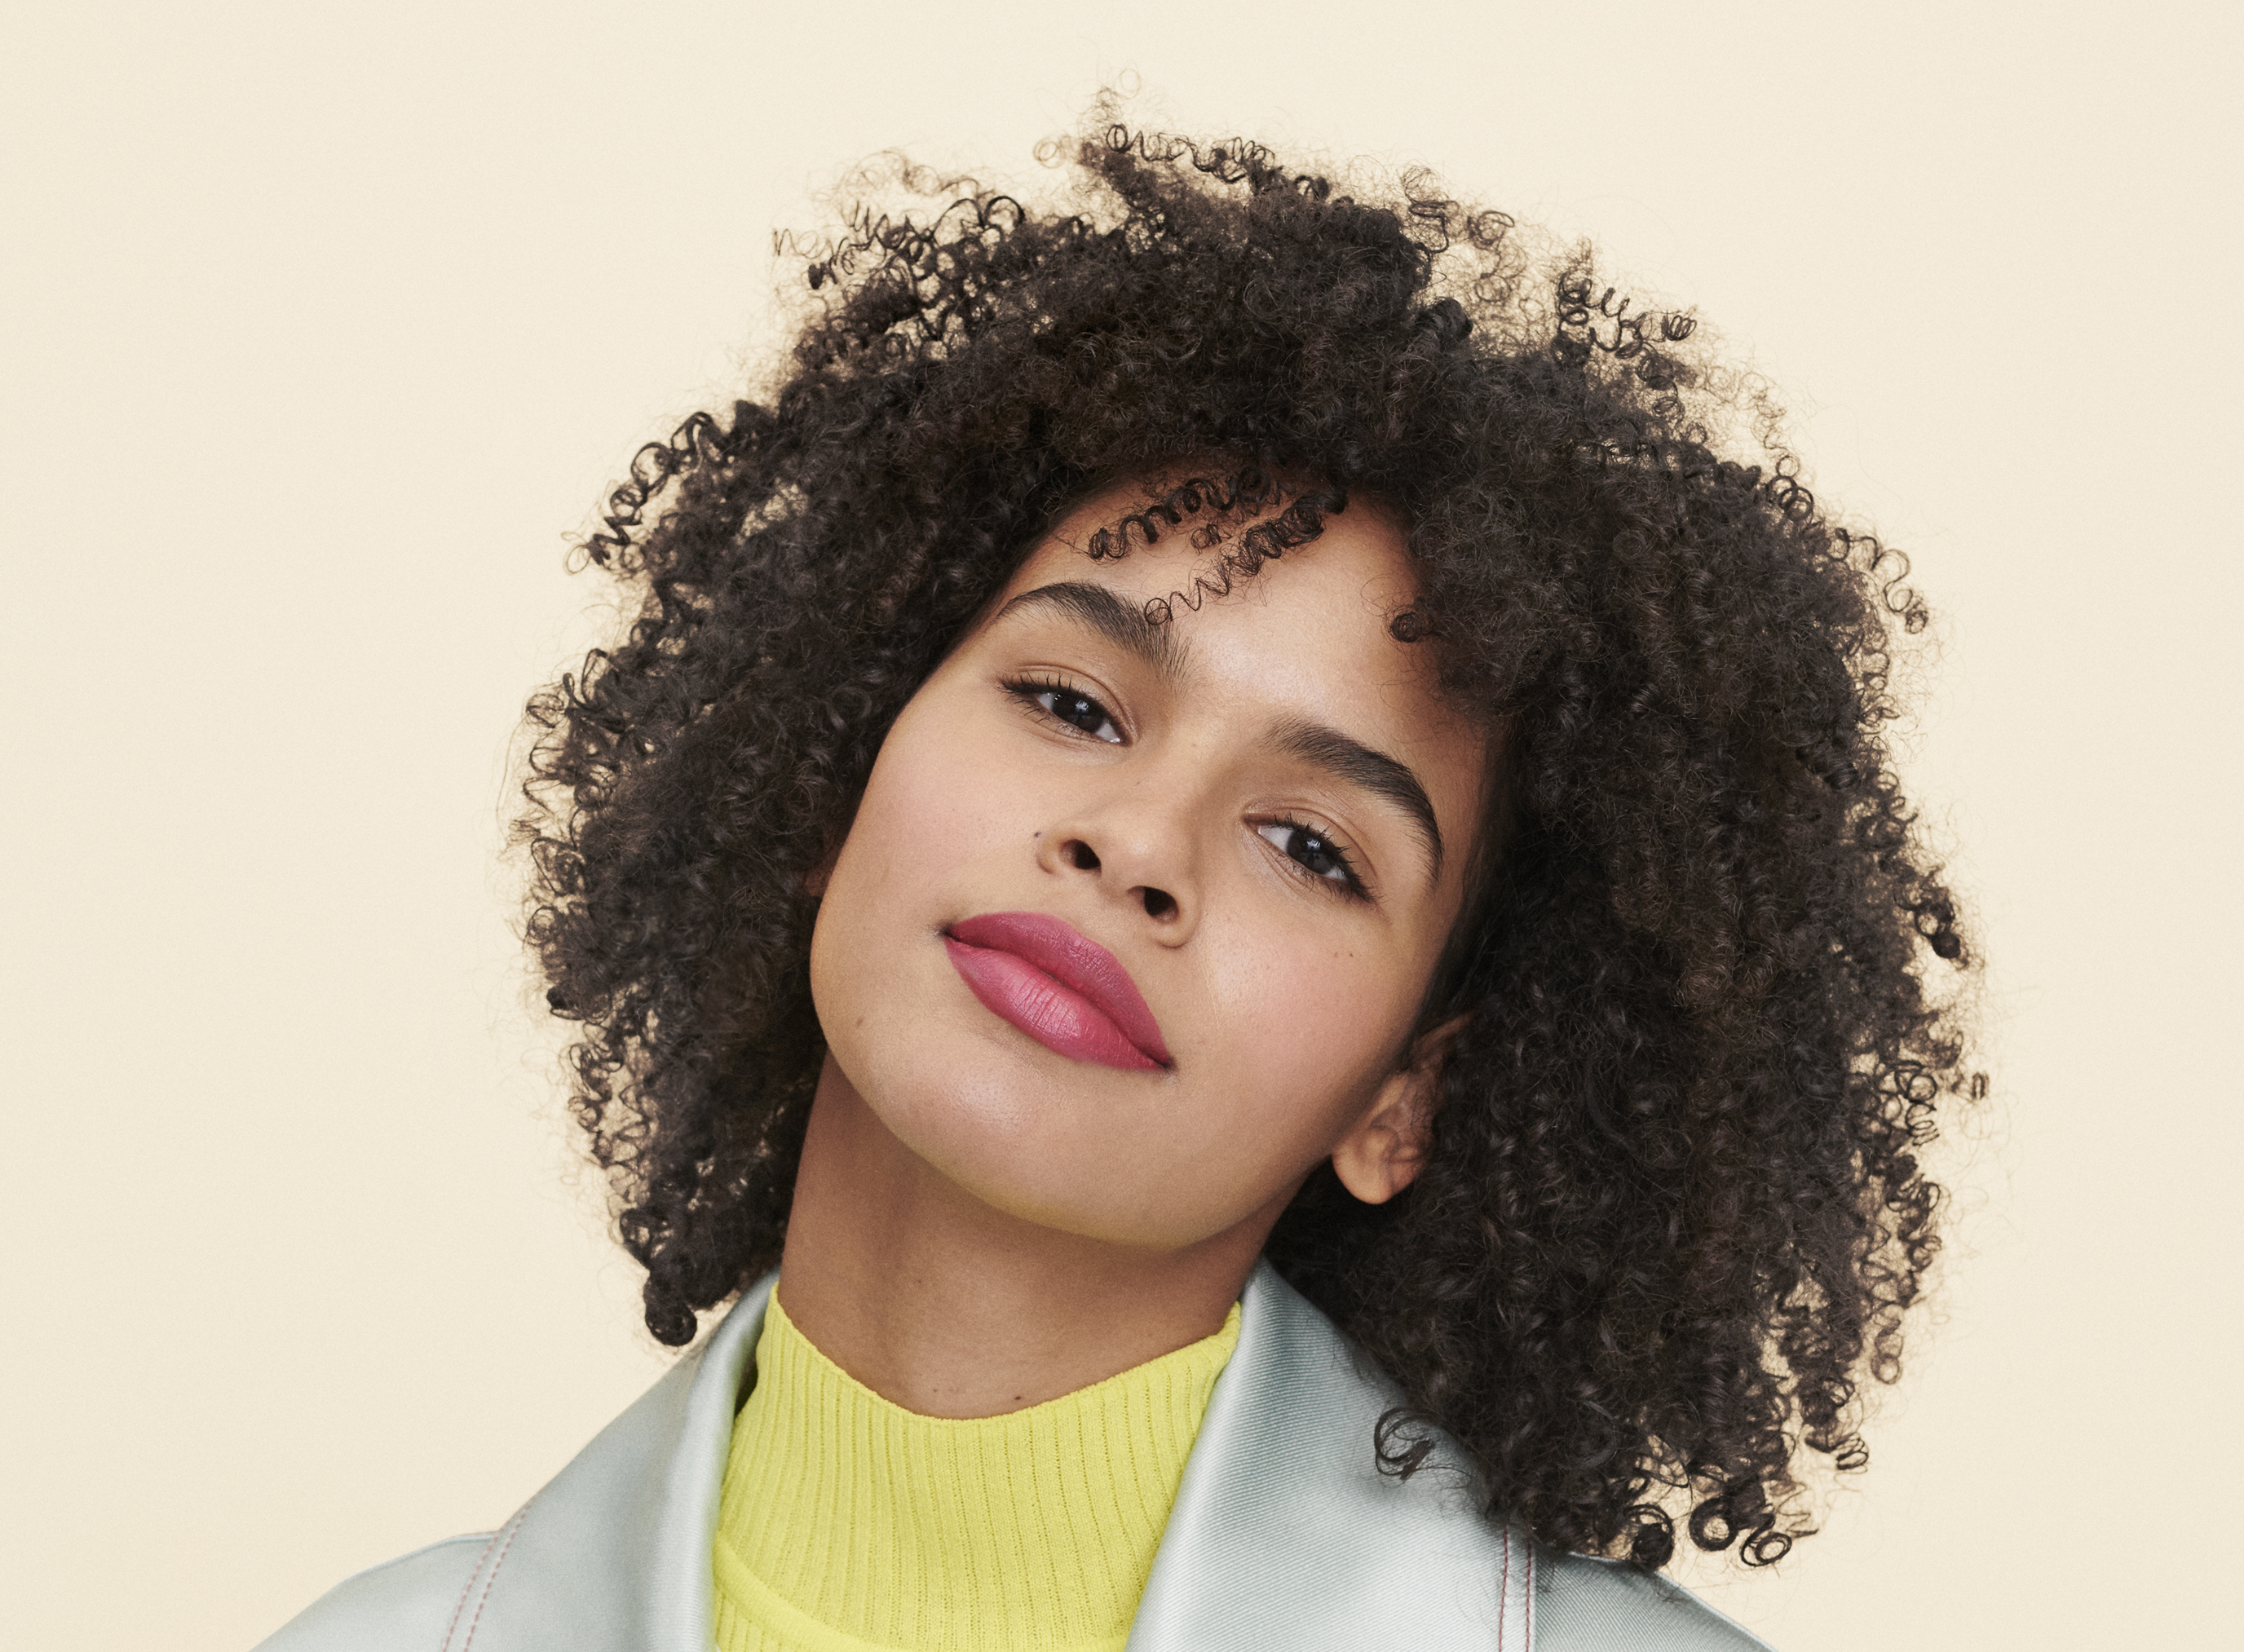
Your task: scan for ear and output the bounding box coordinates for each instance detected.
[1329,1014,1469,1205]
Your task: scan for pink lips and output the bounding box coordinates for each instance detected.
[942,912,1172,1073]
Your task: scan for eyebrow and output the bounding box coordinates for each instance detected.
[993,580,1443,885]
[992,581,1188,681]
[1269,716,1444,884]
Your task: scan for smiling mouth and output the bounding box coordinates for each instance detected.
[941,911,1172,1073]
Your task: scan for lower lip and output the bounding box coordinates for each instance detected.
[942,936,1163,1072]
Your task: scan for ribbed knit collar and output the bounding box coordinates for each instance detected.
[713,1288,1240,1652]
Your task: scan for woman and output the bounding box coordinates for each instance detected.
[260,113,1976,1651]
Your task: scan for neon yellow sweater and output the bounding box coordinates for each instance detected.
[711,1289,1240,1652]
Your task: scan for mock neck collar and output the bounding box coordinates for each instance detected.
[712,1289,1239,1651]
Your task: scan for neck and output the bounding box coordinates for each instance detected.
[775,1053,1273,1418]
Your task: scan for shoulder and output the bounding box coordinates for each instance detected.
[248,1283,771,1652]
[252,1530,497,1651]
[1534,1549,1774,1652]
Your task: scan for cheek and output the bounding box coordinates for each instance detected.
[811,705,951,1023]
[819,699,1001,931]
[808,687,1047,1071]
[1188,914,1424,1159]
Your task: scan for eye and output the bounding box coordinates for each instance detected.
[1007,676,1123,744]
[1256,819,1365,897]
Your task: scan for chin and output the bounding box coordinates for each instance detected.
[862,1056,1226,1251]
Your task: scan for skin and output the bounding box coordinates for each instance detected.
[782,478,1488,1417]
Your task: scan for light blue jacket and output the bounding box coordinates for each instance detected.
[258,1262,1768,1650]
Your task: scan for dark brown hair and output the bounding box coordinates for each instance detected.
[518,112,1977,1570]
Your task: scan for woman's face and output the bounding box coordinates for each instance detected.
[807,482,1488,1252]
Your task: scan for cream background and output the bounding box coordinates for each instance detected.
[3,4,2237,1648]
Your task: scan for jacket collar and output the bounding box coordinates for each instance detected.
[466,1261,1531,1650]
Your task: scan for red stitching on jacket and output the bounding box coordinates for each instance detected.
[446,1507,526,1652]
[440,1530,501,1652]
[1522,1532,1535,1651]
[1498,1526,1512,1651]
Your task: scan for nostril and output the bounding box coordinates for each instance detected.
[1069,840,1101,872]
[1142,887,1176,920]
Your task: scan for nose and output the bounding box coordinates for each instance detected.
[1041,799,1196,937]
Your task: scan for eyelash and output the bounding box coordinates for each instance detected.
[999,673,1372,902]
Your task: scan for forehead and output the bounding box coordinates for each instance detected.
[999,484,1426,676]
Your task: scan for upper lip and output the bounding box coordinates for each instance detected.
[942,911,1173,1067]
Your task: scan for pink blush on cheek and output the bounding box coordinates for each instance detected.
[943,937,1164,1073]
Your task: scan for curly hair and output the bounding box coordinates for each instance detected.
[516,111,1977,1572]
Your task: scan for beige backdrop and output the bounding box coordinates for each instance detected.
[5,3,2237,1648]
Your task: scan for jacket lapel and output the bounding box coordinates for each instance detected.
[461,1273,771,1652]
[1128,1261,1530,1651]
